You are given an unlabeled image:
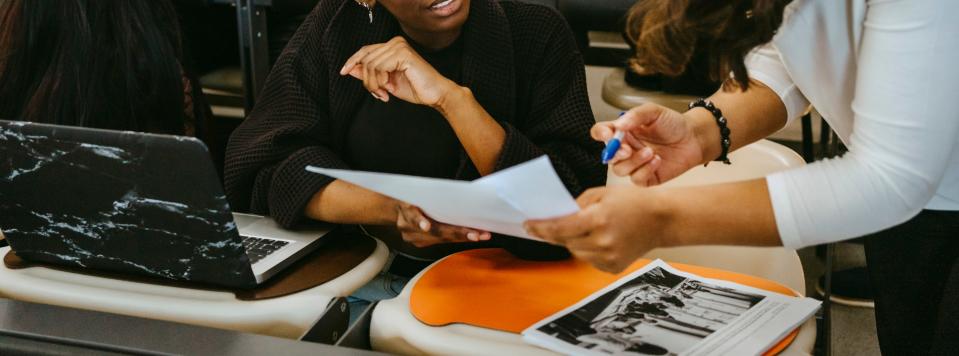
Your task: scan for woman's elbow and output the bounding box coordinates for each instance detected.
[881,171,940,224]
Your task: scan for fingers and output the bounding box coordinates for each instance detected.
[609,143,634,163]
[575,187,606,207]
[403,204,431,231]
[630,154,662,186]
[533,223,632,273]
[524,208,597,245]
[339,37,405,75]
[562,230,634,273]
[590,121,616,142]
[576,250,631,273]
[396,204,490,247]
[340,44,378,76]
[611,146,655,177]
[364,63,386,101]
[341,43,392,101]
[341,37,415,102]
[432,222,491,243]
[614,103,668,131]
[364,46,395,101]
[594,103,672,146]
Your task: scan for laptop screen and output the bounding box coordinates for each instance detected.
[0,120,256,288]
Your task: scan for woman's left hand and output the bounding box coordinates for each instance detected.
[340,36,458,107]
[396,203,492,248]
[524,185,669,273]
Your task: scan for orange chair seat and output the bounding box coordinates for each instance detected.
[411,248,801,355]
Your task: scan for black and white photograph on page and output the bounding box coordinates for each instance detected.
[532,265,765,355]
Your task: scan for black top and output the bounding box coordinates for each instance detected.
[223,0,606,260]
[346,37,463,179]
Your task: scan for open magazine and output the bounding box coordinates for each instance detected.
[523,260,820,356]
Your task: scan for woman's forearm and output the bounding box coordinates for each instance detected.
[691,81,790,165]
[304,179,399,225]
[655,178,782,247]
[435,86,506,175]
[660,82,790,245]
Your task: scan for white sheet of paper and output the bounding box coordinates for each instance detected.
[306,156,579,240]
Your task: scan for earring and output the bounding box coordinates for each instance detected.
[356,1,373,24]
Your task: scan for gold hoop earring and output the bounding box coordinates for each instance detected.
[356,1,373,23]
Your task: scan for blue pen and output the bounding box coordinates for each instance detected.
[601,112,627,164]
[601,131,625,164]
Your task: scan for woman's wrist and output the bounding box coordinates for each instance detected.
[376,195,402,225]
[643,187,681,248]
[433,82,471,115]
[686,107,722,166]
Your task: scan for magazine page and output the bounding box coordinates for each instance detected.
[522,260,820,356]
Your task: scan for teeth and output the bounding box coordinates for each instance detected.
[431,0,453,9]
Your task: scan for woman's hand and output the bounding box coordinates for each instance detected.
[396,203,492,248]
[596,103,706,186]
[524,186,670,273]
[340,36,458,107]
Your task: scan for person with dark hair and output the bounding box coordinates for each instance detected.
[223,0,604,307]
[525,0,959,354]
[0,0,209,137]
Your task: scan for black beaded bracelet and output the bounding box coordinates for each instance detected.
[688,98,731,165]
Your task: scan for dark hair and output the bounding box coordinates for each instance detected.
[0,0,187,134]
[625,0,792,90]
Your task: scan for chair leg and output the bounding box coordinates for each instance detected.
[818,243,835,356]
[818,118,832,160]
[801,113,815,163]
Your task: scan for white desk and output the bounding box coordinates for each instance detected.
[370,249,816,356]
[0,239,388,339]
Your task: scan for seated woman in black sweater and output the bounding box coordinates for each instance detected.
[224,0,604,279]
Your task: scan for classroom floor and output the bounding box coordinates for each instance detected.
[584,65,881,356]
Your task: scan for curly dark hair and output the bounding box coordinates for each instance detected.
[625,0,793,90]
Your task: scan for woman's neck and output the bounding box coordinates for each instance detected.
[399,25,462,51]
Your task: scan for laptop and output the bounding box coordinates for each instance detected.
[0,120,328,289]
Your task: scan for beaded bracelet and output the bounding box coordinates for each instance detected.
[688,98,731,165]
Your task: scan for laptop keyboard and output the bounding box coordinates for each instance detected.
[240,236,289,265]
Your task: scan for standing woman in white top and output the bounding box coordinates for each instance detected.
[524,0,959,353]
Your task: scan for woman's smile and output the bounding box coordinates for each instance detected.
[426,0,462,17]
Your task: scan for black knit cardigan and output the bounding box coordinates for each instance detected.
[223,0,605,257]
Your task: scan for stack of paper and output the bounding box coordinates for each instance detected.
[523,260,821,356]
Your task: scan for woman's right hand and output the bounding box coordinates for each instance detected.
[395,203,491,248]
[594,103,706,186]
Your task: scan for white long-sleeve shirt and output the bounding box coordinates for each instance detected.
[747,0,959,248]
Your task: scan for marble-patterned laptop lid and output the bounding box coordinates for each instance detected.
[0,120,257,289]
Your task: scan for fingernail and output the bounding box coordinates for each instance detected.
[419,220,430,231]
[481,233,491,240]
[640,147,653,159]
[467,232,478,241]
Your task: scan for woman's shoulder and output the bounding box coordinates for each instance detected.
[498,0,570,36]
[497,0,578,59]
